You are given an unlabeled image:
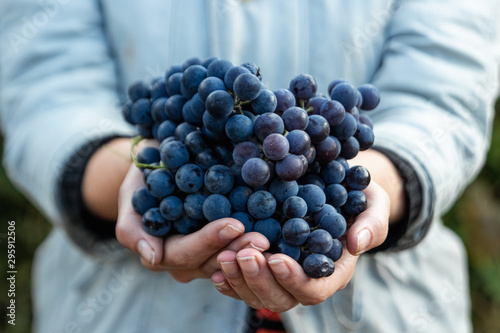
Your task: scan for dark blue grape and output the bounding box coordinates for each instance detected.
[306,96,327,115]
[343,190,367,216]
[330,82,358,110]
[327,79,346,96]
[282,218,310,246]
[325,238,343,262]
[174,122,197,142]
[269,179,299,203]
[298,184,326,215]
[339,137,360,159]
[142,207,171,237]
[181,57,202,70]
[319,211,347,239]
[299,174,325,190]
[175,163,204,193]
[160,140,189,170]
[315,136,341,165]
[253,218,281,245]
[232,141,261,166]
[150,78,168,100]
[131,187,159,215]
[204,164,234,194]
[254,112,285,142]
[205,90,234,119]
[229,186,253,212]
[247,190,276,220]
[325,184,348,208]
[251,89,278,114]
[159,195,183,221]
[173,214,201,235]
[128,81,150,102]
[289,74,317,101]
[242,158,271,187]
[263,133,289,161]
[184,131,210,155]
[330,112,357,141]
[164,95,185,123]
[181,65,207,98]
[273,88,296,115]
[223,65,251,91]
[202,110,228,133]
[203,194,232,222]
[305,115,330,143]
[240,62,261,79]
[346,166,371,191]
[302,254,334,278]
[122,102,134,124]
[201,56,218,68]
[275,154,304,181]
[282,106,309,131]
[146,169,175,199]
[273,239,301,261]
[198,76,226,102]
[151,98,168,124]
[357,84,380,110]
[320,160,345,184]
[166,72,182,96]
[206,59,233,80]
[233,73,261,101]
[354,123,375,151]
[130,98,153,125]
[335,157,350,171]
[358,114,374,129]
[136,147,160,166]
[312,204,337,227]
[183,193,207,220]
[286,130,311,156]
[225,114,254,143]
[283,196,308,219]
[306,229,333,254]
[320,100,345,127]
[231,212,254,233]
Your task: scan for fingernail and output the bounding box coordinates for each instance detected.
[356,229,372,255]
[137,240,155,265]
[212,280,227,291]
[237,256,259,277]
[269,259,290,278]
[219,224,244,240]
[249,242,266,252]
[220,261,239,277]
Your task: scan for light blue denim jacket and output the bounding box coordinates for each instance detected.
[1,0,499,332]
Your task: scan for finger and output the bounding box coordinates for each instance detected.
[346,181,390,255]
[161,218,245,269]
[268,249,359,306]
[236,249,299,312]
[217,250,265,309]
[116,164,164,266]
[211,270,242,300]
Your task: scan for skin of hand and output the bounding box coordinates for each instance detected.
[210,149,403,312]
[83,138,270,282]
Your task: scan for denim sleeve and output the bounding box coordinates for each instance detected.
[0,1,135,255]
[369,0,500,250]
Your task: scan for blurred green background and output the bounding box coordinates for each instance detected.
[1,100,499,332]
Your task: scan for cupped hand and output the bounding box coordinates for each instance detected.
[211,181,390,312]
[116,163,271,282]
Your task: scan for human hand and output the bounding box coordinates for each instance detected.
[210,180,390,312]
[116,163,271,282]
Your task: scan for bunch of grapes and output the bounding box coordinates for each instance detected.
[122,57,379,278]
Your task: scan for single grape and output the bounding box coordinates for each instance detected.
[128,81,150,102]
[205,90,234,119]
[354,123,375,151]
[160,140,190,170]
[247,190,277,220]
[282,218,310,246]
[289,74,317,101]
[146,169,176,199]
[305,115,330,143]
[225,114,254,143]
[282,196,308,219]
[181,65,207,98]
[357,84,380,110]
[314,136,341,165]
[254,112,285,142]
[273,239,301,261]
[232,141,261,166]
[198,76,226,102]
[269,179,299,203]
[231,212,255,233]
[251,89,278,114]
[224,65,251,91]
[320,160,345,184]
[330,82,358,110]
[325,238,343,262]
[164,95,186,123]
[319,211,347,239]
[204,164,234,194]
[343,190,368,216]
[306,96,327,115]
[241,158,271,187]
[253,218,281,245]
[282,106,309,131]
[131,187,159,215]
[286,129,311,156]
[150,98,168,124]
[150,78,168,100]
[159,196,183,221]
[346,165,371,191]
[273,88,296,115]
[202,194,232,222]
[330,113,357,141]
[298,184,326,215]
[206,59,234,80]
[166,72,182,96]
[312,204,337,227]
[302,254,334,278]
[142,207,171,237]
[233,73,261,101]
[320,100,345,127]
[324,184,348,208]
[174,122,198,142]
[173,214,201,235]
[339,136,360,160]
[183,193,207,220]
[184,131,210,155]
[136,147,160,166]
[175,163,204,193]
[130,98,153,125]
[306,229,334,254]
[229,186,253,212]
[262,133,289,161]
[275,154,304,181]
